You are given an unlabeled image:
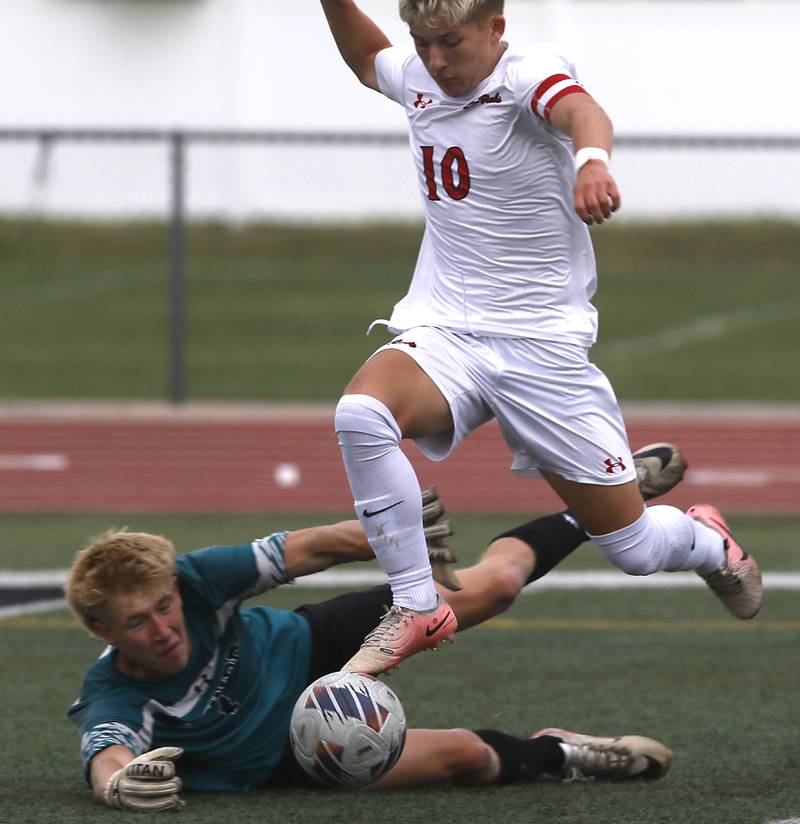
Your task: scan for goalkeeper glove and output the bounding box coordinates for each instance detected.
[422,486,461,591]
[104,747,185,812]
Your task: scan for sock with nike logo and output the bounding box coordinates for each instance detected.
[335,393,438,611]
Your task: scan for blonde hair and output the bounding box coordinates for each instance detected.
[399,0,504,28]
[65,528,177,634]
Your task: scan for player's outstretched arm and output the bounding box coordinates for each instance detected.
[283,487,461,579]
[320,0,391,90]
[549,93,620,225]
[91,745,184,811]
[283,520,375,578]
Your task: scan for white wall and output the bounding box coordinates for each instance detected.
[1,0,798,220]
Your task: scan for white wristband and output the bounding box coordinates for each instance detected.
[574,147,609,173]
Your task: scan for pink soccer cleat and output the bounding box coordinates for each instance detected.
[341,597,457,676]
[687,503,763,619]
[532,728,672,781]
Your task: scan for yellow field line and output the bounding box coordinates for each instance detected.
[3,615,800,632]
[0,616,79,628]
[480,617,800,631]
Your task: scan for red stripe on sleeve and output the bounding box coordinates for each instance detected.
[542,85,588,121]
[530,73,573,111]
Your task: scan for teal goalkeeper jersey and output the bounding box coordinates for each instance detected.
[67,533,312,791]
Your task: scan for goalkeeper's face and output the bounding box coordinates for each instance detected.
[94,577,191,679]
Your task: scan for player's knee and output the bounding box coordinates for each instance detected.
[444,729,497,786]
[334,394,401,447]
[593,505,696,576]
[589,509,662,577]
[481,563,523,616]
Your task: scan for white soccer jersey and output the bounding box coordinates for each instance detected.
[375,42,600,345]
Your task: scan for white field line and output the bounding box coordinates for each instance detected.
[3,569,800,591]
[3,571,799,621]
[687,468,800,487]
[1,401,799,423]
[0,598,71,620]
[0,454,69,470]
[596,297,800,360]
[0,457,797,488]
[0,570,70,586]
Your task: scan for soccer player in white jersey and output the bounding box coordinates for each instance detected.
[319,0,763,676]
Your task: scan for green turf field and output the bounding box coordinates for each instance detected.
[2,512,799,823]
[1,218,798,401]
[2,215,798,821]
[0,511,796,572]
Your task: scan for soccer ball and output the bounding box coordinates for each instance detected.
[290,671,407,788]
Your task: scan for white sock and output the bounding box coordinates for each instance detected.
[335,393,438,611]
[589,506,725,576]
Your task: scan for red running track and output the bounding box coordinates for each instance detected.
[1,405,799,513]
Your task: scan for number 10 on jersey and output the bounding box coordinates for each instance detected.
[421,146,471,201]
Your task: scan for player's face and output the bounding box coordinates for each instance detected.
[409,14,506,98]
[95,577,190,679]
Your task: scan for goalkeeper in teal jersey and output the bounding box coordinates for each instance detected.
[68,531,317,794]
[66,476,681,812]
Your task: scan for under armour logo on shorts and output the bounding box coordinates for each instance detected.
[603,456,627,474]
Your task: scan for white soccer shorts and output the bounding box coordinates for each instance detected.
[371,326,636,486]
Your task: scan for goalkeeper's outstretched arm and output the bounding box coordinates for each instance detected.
[282,487,456,579]
[283,520,374,578]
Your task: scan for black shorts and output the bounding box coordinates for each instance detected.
[262,585,393,789]
[298,584,393,681]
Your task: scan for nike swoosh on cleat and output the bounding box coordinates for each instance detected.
[363,500,405,518]
[634,446,673,469]
[639,755,666,780]
[425,613,453,637]
[707,519,750,560]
